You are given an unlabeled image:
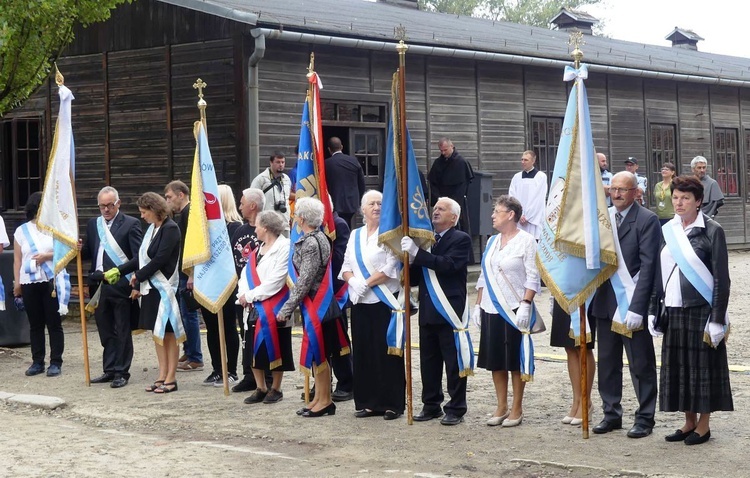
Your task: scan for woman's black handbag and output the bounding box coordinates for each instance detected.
[654,265,678,333]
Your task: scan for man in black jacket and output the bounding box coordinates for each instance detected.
[81,186,143,388]
[427,138,474,233]
[325,137,365,228]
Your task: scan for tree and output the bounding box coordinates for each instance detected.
[419,0,602,28]
[0,0,130,115]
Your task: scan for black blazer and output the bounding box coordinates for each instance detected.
[325,152,366,215]
[590,203,660,320]
[81,213,143,290]
[410,227,472,326]
[331,213,350,292]
[119,219,181,286]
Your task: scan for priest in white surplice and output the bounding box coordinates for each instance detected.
[508,150,548,239]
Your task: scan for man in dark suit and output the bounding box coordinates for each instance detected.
[427,138,474,233]
[81,186,143,388]
[590,171,660,438]
[325,137,365,228]
[401,197,472,425]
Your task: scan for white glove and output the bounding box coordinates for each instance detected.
[349,290,361,305]
[471,305,482,328]
[647,314,663,337]
[549,295,555,316]
[347,276,368,297]
[400,236,419,260]
[625,311,643,331]
[707,322,725,347]
[516,302,531,330]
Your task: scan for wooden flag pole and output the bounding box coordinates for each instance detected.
[579,304,589,439]
[396,39,413,425]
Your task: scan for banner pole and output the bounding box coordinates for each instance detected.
[579,303,589,439]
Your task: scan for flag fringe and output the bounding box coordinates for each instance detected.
[387,346,404,357]
[610,321,633,338]
[192,277,238,315]
[536,256,617,314]
[554,239,618,267]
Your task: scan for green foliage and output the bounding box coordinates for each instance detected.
[0,0,130,115]
[420,0,602,27]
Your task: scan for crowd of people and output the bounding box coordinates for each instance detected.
[2,138,733,445]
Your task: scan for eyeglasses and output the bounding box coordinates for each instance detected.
[610,187,636,195]
[98,201,119,211]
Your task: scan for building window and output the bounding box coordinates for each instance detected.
[530,116,562,181]
[1,118,43,210]
[714,127,739,196]
[650,123,677,190]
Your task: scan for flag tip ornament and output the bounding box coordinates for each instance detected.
[54,63,64,86]
[193,78,207,124]
[568,30,585,68]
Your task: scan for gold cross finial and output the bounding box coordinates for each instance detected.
[394,24,408,42]
[193,78,207,100]
[568,30,585,67]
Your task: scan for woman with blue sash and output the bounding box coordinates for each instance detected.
[12,192,64,377]
[340,190,404,420]
[649,176,733,445]
[117,193,184,394]
[238,210,292,404]
[473,196,540,427]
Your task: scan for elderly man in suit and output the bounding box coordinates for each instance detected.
[590,171,660,438]
[401,197,472,426]
[81,186,143,388]
[325,137,366,228]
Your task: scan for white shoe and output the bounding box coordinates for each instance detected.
[486,411,510,426]
[561,415,574,424]
[569,417,583,426]
[501,414,523,427]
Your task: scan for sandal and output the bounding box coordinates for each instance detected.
[145,380,165,392]
[154,381,178,394]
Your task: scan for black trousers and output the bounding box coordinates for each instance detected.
[94,282,135,378]
[22,281,64,366]
[596,316,657,427]
[330,309,353,393]
[339,212,356,230]
[419,322,467,417]
[202,300,240,376]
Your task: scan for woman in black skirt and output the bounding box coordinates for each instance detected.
[340,190,404,420]
[549,300,595,426]
[473,196,540,428]
[238,210,293,404]
[649,175,733,446]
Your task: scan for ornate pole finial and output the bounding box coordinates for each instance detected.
[193,78,207,122]
[54,63,64,86]
[568,30,585,68]
[306,53,316,79]
[394,24,408,42]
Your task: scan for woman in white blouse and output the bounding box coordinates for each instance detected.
[237,210,292,404]
[340,190,404,420]
[473,195,540,427]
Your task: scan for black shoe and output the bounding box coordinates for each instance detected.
[90,373,114,384]
[110,376,128,388]
[46,364,61,377]
[592,419,622,434]
[684,430,711,446]
[440,414,464,426]
[626,424,652,438]
[263,388,284,404]
[300,387,316,401]
[413,409,444,422]
[296,407,310,416]
[354,409,383,418]
[302,402,336,417]
[25,363,45,376]
[383,410,401,420]
[244,388,268,404]
[332,389,353,402]
[665,428,696,442]
[232,377,257,393]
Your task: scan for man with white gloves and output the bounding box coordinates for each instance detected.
[589,171,660,439]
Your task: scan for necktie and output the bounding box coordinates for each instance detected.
[615,212,623,228]
[434,233,441,244]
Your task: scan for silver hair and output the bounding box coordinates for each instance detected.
[257,210,287,237]
[242,187,265,210]
[437,196,461,227]
[612,171,638,188]
[294,196,324,229]
[359,189,382,211]
[98,186,119,202]
[691,156,708,169]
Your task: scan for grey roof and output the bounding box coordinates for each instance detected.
[550,7,599,26]
[166,0,750,83]
[665,27,705,42]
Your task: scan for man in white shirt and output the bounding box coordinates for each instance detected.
[250,151,293,227]
[508,150,547,239]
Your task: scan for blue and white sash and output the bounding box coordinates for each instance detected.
[139,224,184,344]
[87,217,133,312]
[352,227,406,356]
[423,251,474,378]
[0,277,4,311]
[608,208,639,337]
[21,223,71,315]
[662,218,730,346]
[481,234,539,381]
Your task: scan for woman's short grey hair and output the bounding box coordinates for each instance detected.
[360,189,382,211]
[691,156,708,169]
[257,210,287,237]
[437,197,461,227]
[242,187,265,210]
[496,195,523,223]
[295,196,324,229]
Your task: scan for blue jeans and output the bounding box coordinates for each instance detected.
[179,276,203,363]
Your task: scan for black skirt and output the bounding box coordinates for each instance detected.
[659,304,733,413]
[137,289,174,334]
[249,326,295,372]
[549,300,596,349]
[477,310,522,371]
[351,302,406,413]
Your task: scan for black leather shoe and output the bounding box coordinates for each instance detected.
[300,387,316,401]
[111,376,128,388]
[592,419,622,434]
[25,363,45,376]
[684,430,710,446]
[627,424,653,438]
[354,409,383,418]
[383,410,401,420]
[413,409,444,422]
[440,414,464,426]
[90,373,115,384]
[665,428,696,442]
[332,389,354,402]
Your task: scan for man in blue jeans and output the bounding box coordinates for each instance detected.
[165,180,204,371]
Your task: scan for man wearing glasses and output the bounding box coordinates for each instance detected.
[80,186,143,388]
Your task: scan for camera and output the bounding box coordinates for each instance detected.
[274,201,287,214]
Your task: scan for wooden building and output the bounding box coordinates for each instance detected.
[3,0,750,246]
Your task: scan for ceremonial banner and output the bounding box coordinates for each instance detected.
[36,84,77,315]
[182,121,237,313]
[536,64,618,336]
